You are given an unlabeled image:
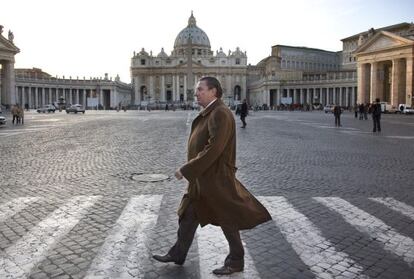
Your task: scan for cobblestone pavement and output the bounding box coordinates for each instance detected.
[0,109,413,279]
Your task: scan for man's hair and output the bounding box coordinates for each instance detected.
[199,76,223,98]
[375,98,380,102]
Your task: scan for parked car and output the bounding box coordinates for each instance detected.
[37,105,56,113]
[0,109,5,125]
[66,104,85,114]
[397,104,414,114]
[323,105,334,113]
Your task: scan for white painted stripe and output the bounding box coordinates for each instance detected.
[370,197,414,221]
[0,197,40,223]
[0,196,99,278]
[197,224,260,279]
[315,197,414,266]
[84,195,163,279]
[259,196,368,279]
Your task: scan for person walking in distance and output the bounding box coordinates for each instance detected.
[240,99,248,128]
[152,77,271,275]
[333,105,342,127]
[372,98,382,133]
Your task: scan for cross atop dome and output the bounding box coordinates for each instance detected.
[188,11,196,27]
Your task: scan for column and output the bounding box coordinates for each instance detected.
[307,88,312,104]
[357,63,365,104]
[172,75,176,101]
[134,76,141,105]
[34,87,39,108]
[184,75,187,101]
[21,87,25,107]
[76,89,79,104]
[226,75,232,101]
[28,87,32,108]
[391,59,401,107]
[300,88,305,104]
[83,89,87,107]
[276,89,281,106]
[100,89,103,107]
[0,61,17,105]
[48,88,52,104]
[345,87,349,107]
[161,75,165,102]
[406,57,413,106]
[177,75,180,101]
[370,62,378,103]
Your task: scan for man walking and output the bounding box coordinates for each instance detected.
[372,98,382,133]
[333,105,342,127]
[240,99,248,128]
[152,77,271,275]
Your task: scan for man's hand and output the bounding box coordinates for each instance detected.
[175,169,183,180]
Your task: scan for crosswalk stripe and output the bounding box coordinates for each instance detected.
[0,197,40,223]
[197,224,260,278]
[84,195,163,279]
[0,196,100,278]
[259,196,368,279]
[315,197,414,266]
[369,197,414,221]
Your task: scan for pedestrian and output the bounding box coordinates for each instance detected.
[11,104,18,125]
[240,99,248,128]
[165,104,169,111]
[372,98,381,133]
[354,104,358,118]
[359,103,364,120]
[152,76,271,275]
[364,103,368,120]
[333,105,342,127]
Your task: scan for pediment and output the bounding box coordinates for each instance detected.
[0,35,20,53]
[355,31,414,54]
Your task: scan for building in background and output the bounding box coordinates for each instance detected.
[130,12,248,108]
[1,17,413,110]
[248,22,414,109]
[0,27,131,110]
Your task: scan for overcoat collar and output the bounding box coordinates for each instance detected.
[199,98,224,117]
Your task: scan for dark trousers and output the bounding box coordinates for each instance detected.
[334,115,341,127]
[373,116,381,132]
[168,202,244,268]
[240,116,246,127]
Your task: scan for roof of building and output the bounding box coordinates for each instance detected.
[174,12,211,49]
[272,44,339,54]
[341,22,412,41]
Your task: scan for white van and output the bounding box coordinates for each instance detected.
[380,102,397,113]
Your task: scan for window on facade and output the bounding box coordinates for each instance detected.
[140,59,146,65]
[197,49,202,55]
[166,59,171,64]
[180,60,183,64]
[192,49,195,55]
[221,60,226,64]
[155,61,160,65]
[236,58,240,65]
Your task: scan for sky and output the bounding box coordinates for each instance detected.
[1,0,413,83]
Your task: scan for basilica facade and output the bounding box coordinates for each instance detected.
[130,12,248,107]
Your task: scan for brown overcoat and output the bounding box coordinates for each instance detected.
[179,99,271,230]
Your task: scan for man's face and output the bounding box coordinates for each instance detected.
[195,80,216,108]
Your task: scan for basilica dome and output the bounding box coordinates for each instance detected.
[174,12,211,49]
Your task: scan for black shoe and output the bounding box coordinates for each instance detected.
[212,265,243,275]
[152,254,185,265]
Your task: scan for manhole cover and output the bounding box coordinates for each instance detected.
[131,173,169,182]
